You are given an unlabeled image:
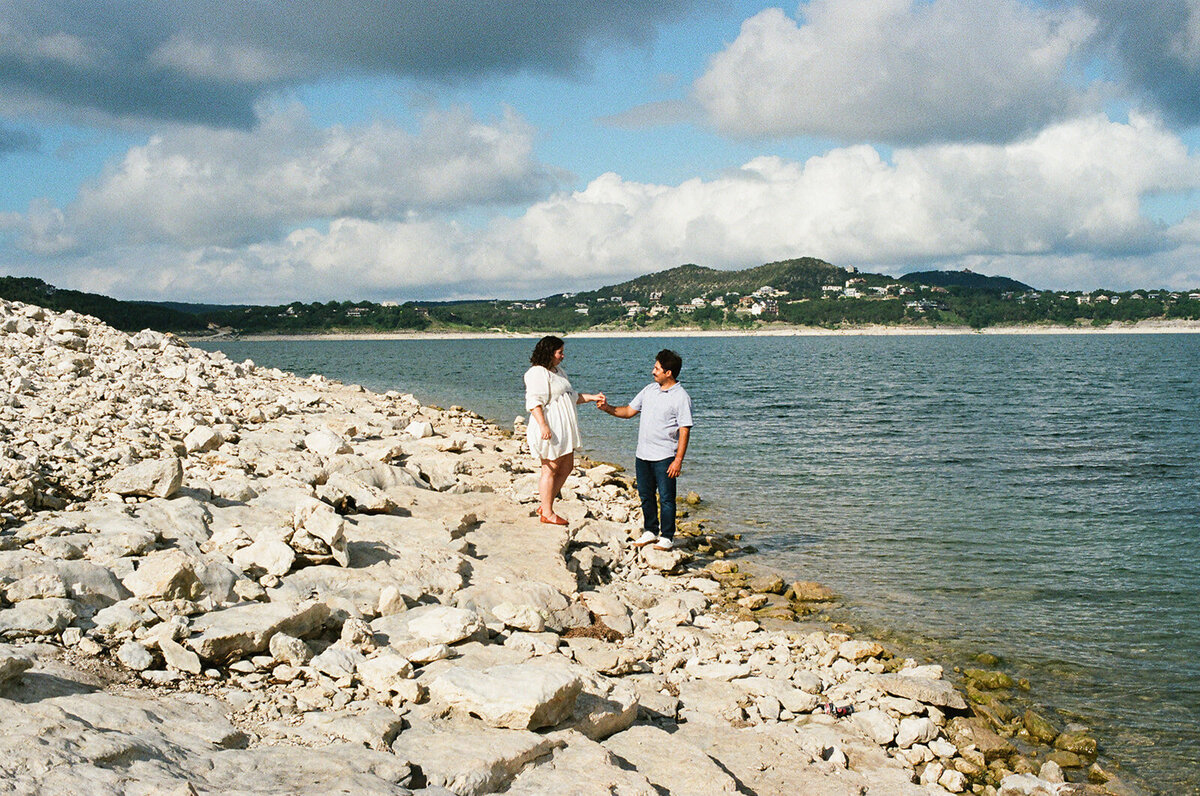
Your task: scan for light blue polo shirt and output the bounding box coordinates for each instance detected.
[629,382,694,461]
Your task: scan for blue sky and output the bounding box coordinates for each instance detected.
[4,0,1200,303]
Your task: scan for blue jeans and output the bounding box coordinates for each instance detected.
[636,456,677,540]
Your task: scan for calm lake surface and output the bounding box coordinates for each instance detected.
[195,334,1199,792]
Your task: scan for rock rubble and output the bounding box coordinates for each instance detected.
[0,298,1123,795]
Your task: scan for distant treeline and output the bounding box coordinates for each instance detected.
[2,264,1198,336]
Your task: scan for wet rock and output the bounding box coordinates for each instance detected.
[1022,708,1059,744]
[965,668,1014,690]
[946,717,1015,762]
[785,581,835,602]
[1054,730,1097,758]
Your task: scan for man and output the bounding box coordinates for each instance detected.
[597,349,693,551]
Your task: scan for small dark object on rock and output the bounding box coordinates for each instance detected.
[563,622,624,643]
[822,702,854,718]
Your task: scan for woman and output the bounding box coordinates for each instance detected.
[524,335,603,526]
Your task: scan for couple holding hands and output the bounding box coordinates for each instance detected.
[523,335,693,551]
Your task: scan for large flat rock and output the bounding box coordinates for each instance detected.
[428,663,582,730]
[390,721,562,796]
[874,673,969,710]
[187,600,329,662]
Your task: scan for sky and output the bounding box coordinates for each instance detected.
[4,0,1200,304]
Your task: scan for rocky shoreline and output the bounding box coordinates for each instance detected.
[0,299,1137,795]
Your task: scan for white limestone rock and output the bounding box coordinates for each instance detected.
[187,600,330,663]
[391,722,561,796]
[404,606,486,646]
[122,549,203,601]
[184,426,224,453]
[106,457,184,498]
[405,420,434,439]
[357,651,414,696]
[874,673,969,710]
[896,716,940,749]
[117,640,154,671]
[504,734,658,796]
[428,663,583,730]
[231,536,295,577]
[159,637,203,675]
[269,632,312,666]
[304,429,352,457]
[602,724,741,794]
[853,708,899,746]
[0,597,78,638]
[310,645,363,680]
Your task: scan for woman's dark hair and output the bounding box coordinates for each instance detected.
[530,335,565,368]
[656,348,683,379]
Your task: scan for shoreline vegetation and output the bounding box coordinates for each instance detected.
[0,297,1142,794]
[184,317,1200,342]
[4,259,1200,341]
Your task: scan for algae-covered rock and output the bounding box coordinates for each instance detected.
[1022,708,1059,744]
[965,668,1015,690]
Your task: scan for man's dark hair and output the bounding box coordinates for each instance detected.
[530,335,565,368]
[656,348,682,379]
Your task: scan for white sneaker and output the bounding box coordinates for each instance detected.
[632,531,658,547]
[652,537,674,551]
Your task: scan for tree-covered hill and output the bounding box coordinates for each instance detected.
[574,258,849,304]
[899,269,1033,293]
[0,277,207,332]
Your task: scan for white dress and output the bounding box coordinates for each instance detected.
[524,365,582,460]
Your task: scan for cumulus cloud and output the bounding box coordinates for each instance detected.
[12,104,561,251]
[0,0,702,127]
[20,114,1200,303]
[1084,0,1200,125]
[690,0,1095,144]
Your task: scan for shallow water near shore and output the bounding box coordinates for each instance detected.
[196,333,1199,792]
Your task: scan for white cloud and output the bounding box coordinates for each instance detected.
[13,104,560,252]
[14,114,1200,303]
[692,0,1095,143]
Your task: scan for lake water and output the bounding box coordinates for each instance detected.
[195,333,1199,792]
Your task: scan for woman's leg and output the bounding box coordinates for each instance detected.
[538,458,558,516]
[550,452,574,507]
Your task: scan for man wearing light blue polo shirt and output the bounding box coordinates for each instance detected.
[597,349,693,551]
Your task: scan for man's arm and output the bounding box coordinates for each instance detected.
[667,426,690,478]
[597,398,639,419]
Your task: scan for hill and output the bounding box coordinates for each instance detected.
[898,269,1033,293]
[0,277,207,333]
[570,258,850,304]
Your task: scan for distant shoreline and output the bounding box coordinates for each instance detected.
[185,318,1200,342]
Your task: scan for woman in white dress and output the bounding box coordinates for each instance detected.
[524,336,603,526]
